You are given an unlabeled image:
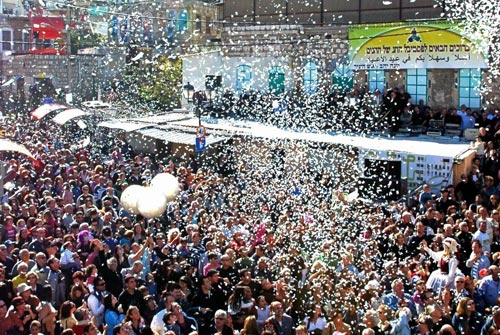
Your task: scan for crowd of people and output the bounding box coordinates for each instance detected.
[1,105,500,335]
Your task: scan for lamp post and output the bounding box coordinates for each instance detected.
[91,72,97,100]
[183,82,200,125]
[183,82,194,104]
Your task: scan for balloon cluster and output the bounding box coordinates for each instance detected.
[120,173,180,218]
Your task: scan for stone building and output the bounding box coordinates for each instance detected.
[0,0,221,111]
[182,0,499,110]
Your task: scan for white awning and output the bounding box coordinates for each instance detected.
[97,121,151,132]
[0,138,35,160]
[137,128,229,146]
[31,104,68,120]
[52,108,90,125]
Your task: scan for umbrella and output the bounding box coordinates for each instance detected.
[31,104,68,120]
[52,108,89,125]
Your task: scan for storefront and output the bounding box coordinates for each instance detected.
[349,21,488,109]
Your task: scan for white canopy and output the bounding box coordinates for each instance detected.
[0,138,35,160]
[31,104,68,120]
[52,108,89,125]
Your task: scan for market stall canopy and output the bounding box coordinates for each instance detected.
[0,139,36,160]
[98,121,151,132]
[31,104,68,120]
[137,128,229,146]
[52,108,89,125]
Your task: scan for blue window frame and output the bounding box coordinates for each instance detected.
[332,61,353,92]
[368,70,385,93]
[177,10,188,32]
[269,66,285,94]
[406,69,428,105]
[166,10,176,44]
[459,68,481,109]
[303,60,318,95]
[236,65,252,93]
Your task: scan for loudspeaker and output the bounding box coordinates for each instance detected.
[364,158,401,180]
[358,177,407,201]
[205,75,222,90]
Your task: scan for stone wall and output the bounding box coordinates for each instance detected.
[428,69,457,109]
[4,54,74,89]
[2,48,127,103]
[221,25,350,96]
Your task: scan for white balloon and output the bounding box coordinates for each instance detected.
[150,173,180,201]
[120,184,144,214]
[137,187,168,218]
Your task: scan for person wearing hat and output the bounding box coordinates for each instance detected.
[17,283,40,313]
[421,237,462,292]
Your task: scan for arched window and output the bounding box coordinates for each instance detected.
[166,9,176,43]
[177,10,188,32]
[303,60,318,95]
[269,66,285,94]
[236,64,252,93]
[332,61,353,93]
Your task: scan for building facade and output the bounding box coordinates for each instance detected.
[182,0,499,110]
[0,0,221,111]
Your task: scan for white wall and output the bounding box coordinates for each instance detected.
[182,51,293,105]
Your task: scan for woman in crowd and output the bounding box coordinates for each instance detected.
[324,310,352,335]
[451,297,484,335]
[303,305,327,334]
[240,315,259,335]
[59,301,78,330]
[123,306,144,335]
[103,294,125,335]
[421,237,461,291]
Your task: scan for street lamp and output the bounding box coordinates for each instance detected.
[192,91,206,126]
[183,82,202,126]
[183,82,195,103]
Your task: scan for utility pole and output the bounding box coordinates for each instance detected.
[66,4,72,94]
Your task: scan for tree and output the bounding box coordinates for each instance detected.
[122,54,182,111]
[70,28,104,55]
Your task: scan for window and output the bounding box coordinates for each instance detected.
[0,29,12,51]
[236,64,252,93]
[269,66,285,94]
[166,10,176,44]
[195,15,202,33]
[406,69,427,105]
[459,68,481,109]
[177,10,188,33]
[332,60,353,92]
[22,28,30,51]
[368,70,385,93]
[303,60,318,95]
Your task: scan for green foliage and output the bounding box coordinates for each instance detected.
[70,29,103,54]
[123,55,182,111]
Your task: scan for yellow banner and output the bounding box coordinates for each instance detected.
[349,24,487,70]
